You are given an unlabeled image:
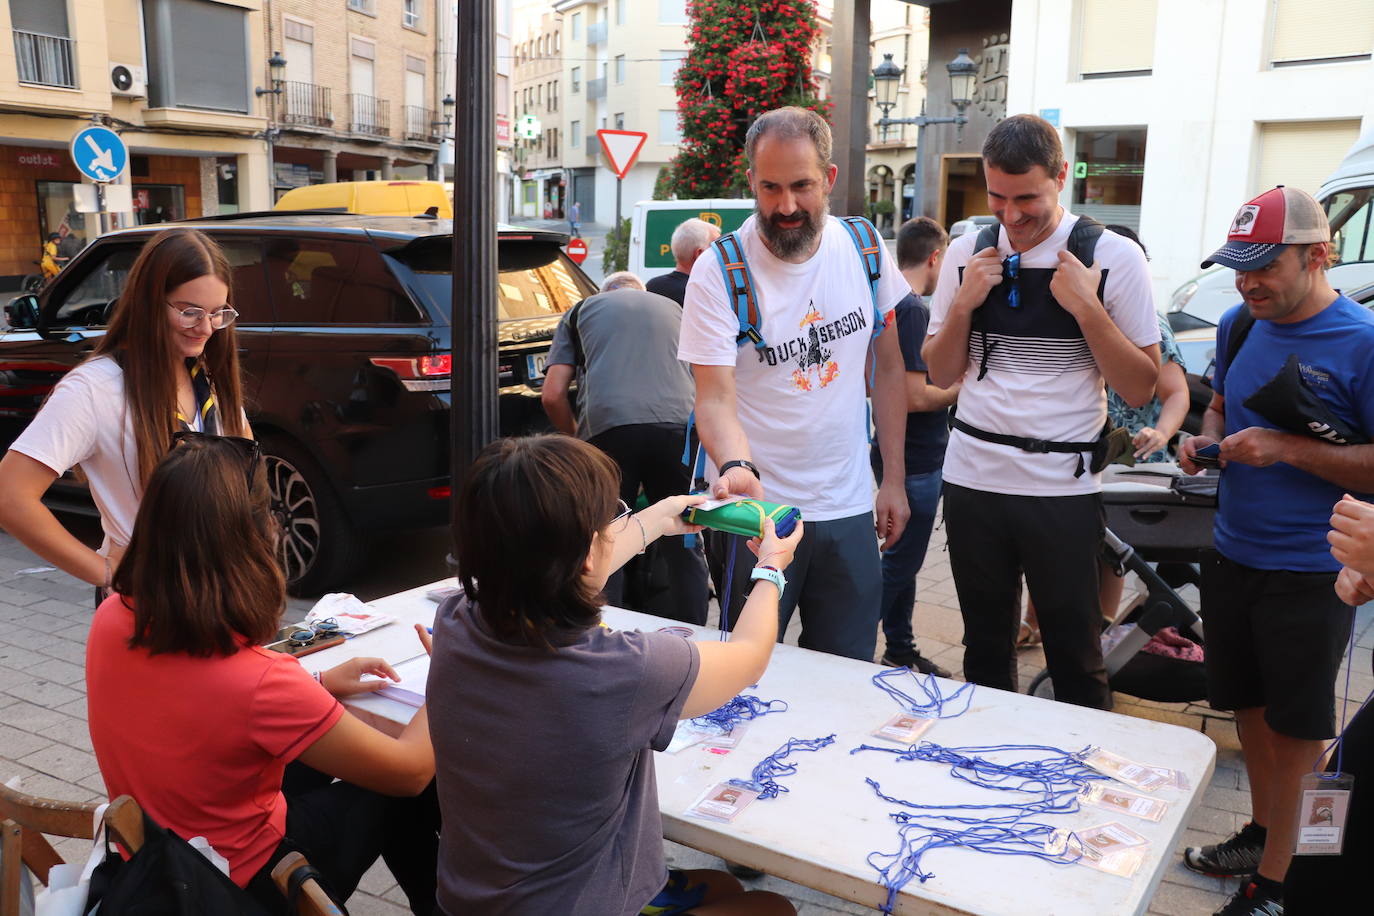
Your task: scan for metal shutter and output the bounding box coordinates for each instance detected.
[1256,120,1363,195]
[1079,0,1157,76]
[1270,0,1374,64]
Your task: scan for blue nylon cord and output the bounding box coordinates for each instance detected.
[871,667,976,719]
[730,734,836,800]
[690,694,788,733]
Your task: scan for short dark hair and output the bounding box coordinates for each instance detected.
[454,435,621,646]
[115,435,283,656]
[895,217,949,270]
[983,114,1064,177]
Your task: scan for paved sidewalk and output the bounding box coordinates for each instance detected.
[1,517,1370,914]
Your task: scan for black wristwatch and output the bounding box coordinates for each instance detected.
[718,459,761,481]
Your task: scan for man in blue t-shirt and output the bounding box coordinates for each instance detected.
[874,217,958,676]
[1179,186,1374,916]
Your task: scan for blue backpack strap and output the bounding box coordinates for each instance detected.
[681,411,708,548]
[838,216,885,340]
[712,233,766,350]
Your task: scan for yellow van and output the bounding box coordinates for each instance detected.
[274,180,453,218]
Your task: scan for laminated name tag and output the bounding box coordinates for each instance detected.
[1044,827,1146,878]
[1079,784,1168,823]
[685,781,760,823]
[1294,772,1354,855]
[1084,748,1171,792]
[871,713,936,745]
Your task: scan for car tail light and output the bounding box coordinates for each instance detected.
[428,486,451,500]
[370,355,451,392]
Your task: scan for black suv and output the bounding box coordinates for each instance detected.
[0,214,594,593]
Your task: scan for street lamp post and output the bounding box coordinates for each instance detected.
[431,95,456,180]
[873,49,977,221]
[255,51,287,204]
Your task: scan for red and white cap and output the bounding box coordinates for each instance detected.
[1202,185,1330,270]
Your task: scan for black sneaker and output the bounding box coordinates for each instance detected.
[880,651,952,679]
[1213,879,1283,916]
[1184,821,1266,877]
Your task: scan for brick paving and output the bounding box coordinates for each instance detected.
[1,515,1371,914]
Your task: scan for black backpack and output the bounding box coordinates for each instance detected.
[85,812,273,916]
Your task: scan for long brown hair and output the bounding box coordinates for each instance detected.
[114,435,283,656]
[454,435,620,645]
[93,228,248,489]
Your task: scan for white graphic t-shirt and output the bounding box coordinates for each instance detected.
[928,212,1160,496]
[678,215,908,520]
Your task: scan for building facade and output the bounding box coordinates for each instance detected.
[866,1,929,233]
[265,0,447,196]
[1009,0,1374,302]
[511,5,565,221]
[0,0,272,282]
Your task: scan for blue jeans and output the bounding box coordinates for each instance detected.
[879,469,943,659]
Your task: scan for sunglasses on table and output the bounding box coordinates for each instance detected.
[286,617,341,647]
[167,301,239,329]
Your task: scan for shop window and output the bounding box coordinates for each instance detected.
[1077,0,1156,79]
[1070,129,1147,233]
[1270,0,1373,67]
[141,0,250,113]
[132,185,186,225]
[265,239,422,325]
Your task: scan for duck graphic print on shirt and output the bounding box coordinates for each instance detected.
[677,215,908,521]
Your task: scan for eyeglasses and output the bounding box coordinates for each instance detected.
[167,301,239,329]
[609,498,632,533]
[1005,253,1021,309]
[170,431,263,489]
[286,617,341,647]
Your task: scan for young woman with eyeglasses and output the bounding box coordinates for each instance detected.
[0,228,250,601]
[86,434,440,913]
[428,435,801,916]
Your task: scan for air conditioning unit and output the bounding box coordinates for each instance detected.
[110,62,147,99]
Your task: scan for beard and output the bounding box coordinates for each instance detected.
[756,199,828,260]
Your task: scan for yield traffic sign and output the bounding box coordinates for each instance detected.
[566,237,588,264]
[70,126,127,183]
[596,130,648,180]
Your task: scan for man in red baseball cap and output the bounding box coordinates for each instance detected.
[1180,185,1374,916]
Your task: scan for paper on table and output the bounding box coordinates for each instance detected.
[306,592,395,636]
[374,654,430,707]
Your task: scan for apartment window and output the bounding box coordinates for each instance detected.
[1077,0,1156,79]
[658,0,687,25]
[616,0,625,25]
[571,120,582,148]
[142,0,251,112]
[660,49,686,85]
[614,112,624,129]
[615,54,625,83]
[550,127,559,158]
[571,11,581,40]
[1270,0,1374,67]
[554,32,560,52]
[403,0,420,29]
[551,80,558,111]
[10,0,75,87]
[536,84,542,104]
[283,19,314,85]
[571,66,581,92]
[347,0,374,13]
[1256,120,1362,196]
[1070,129,1147,232]
[658,109,682,146]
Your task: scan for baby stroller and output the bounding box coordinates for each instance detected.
[1028,463,1217,703]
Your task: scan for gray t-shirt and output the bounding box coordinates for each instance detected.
[429,595,700,916]
[547,289,696,439]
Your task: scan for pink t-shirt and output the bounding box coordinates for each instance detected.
[86,595,344,886]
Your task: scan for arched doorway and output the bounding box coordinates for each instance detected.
[866,164,896,236]
[900,164,916,223]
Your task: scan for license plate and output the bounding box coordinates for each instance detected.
[526,352,548,380]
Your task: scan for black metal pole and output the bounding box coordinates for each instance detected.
[615,177,622,236]
[451,0,497,531]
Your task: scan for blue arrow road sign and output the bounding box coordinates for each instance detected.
[70,126,127,183]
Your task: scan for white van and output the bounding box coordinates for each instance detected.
[1168,130,1374,328]
[628,199,755,281]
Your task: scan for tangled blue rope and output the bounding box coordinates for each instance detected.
[731,734,836,800]
[870,666,975,718]
[691,694,788,733]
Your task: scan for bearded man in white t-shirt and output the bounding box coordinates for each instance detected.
[677,107,912,661]
[923,114,1161,709]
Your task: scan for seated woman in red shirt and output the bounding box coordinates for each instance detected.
[86,433,439,914]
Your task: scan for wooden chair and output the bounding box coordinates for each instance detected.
[0,784,144,916]
[271,851,345,916]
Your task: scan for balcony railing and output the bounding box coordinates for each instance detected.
[586,77,606,100]
[348,93,390,137]
[14,30,75,88]
[280,81,332,128]
[403,106,440,142]
[587,21,607,45]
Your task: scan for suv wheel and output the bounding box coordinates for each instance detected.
[261,435,361,596]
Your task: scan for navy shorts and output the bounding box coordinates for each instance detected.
[1200,554,1354,740]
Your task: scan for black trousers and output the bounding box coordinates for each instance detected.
[246,763,441,915]
[589,422,709,625]
[1284,648,1374,914]
[943,483,1112,710]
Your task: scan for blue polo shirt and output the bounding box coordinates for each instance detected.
[1212,295,1374,571]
